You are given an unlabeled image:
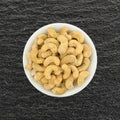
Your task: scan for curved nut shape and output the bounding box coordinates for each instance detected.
[44,38,59,47]
[60,27,72,40]
[37,38,44,45]
[65,75,74,89]
[43,56,60,66]
[32,63,45,72]
[34,72,44,83]
[69,40,83,55]
[25,52,32,70]
[75,54,83,66]
[67,47,76,55]
[37,34,47,40]
[44,65,61,79]
[61,55,76,64]
[70,31,84,43]
[83,44,92,58]
[78,58,90,72]
[48,27,57,38]
[62,64,71,79]
[70,65,79,79]
[52,85,67,95]
[57,35,68,55]
[41,43,57,54]
[41,50,52,58]
[77,71,89,86]
[41,77,48,84]
[54,74,62,86]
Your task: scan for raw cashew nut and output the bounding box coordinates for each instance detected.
[37,34,47,40]
[65,75,74,89]
[32,63,45,72]
[52,84,67,95]
[61,55,76,64]
[62,64,71,79]
[31,69,36,76]
[75,54,83,66]
[43,56,60,66]
[70,65,79,79]
[25,52,32,70]
[69,40,83,55]
[48,27,57,38]
[37,38,44,45]
[44,38,59,47]
[34,72,44,83]
[30,48,44,64]
[54,74,63,86]
[77,71,89,86]
[57,35,68,55]
[78,58,90,72]
[41,42,57,54]
[44,75,56,89]
[41,50,52,58]
[44,65,61,79]
[70,31,84,43]
[41,77,48,84]
[67,47,76,55]
[60,27,71,40]
[83,44,92,58]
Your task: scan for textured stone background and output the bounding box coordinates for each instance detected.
[0,0,120,120]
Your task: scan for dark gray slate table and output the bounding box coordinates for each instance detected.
[0,0,120,120]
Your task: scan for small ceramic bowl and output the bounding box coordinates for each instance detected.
[23,23,97,97]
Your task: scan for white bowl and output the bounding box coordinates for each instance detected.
[23,23,97,97]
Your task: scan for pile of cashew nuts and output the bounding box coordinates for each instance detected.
[26,27,92,95]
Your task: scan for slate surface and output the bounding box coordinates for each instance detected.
[0,0,120,120]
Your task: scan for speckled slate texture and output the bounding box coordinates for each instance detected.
[0,0,120,120]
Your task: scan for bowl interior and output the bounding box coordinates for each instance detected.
[23,23,97,97]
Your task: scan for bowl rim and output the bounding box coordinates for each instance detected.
[23,23,97,97]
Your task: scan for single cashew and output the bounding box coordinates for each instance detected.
[70,65,79,79]
[62,64,71,79]
[41,77,48,84]
[37,38,44,45]
[41,42,57,54]
[44,65,61,79]
[37,34,47,40]
[48,27,57,38]
[61,55,76,64]
[52,84,67,95]
[44,38,59,47]
[54,74,63,86]
[69,40,83,55]
[30,48,44,64]
[70,31,84,43]
[31,69,36,76]
[65,75,74,89]
[34,72,44,83]
[67,47,76,55]
[41,50,52,58]
[43,56,60,66]
[32,63,45,72]
[60,27,72,40]
[78,58,90,72]
[83,44,92,58]
[25,52,32,70]
[77,71,89,86]
[44,75,56,89]
[75,54,83,66]
[57,35,68,55]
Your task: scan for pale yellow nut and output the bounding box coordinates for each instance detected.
[32,63,45,72]
[44,65,61,79]
[77,71,89,86]
[44,38,59,47]
[41,42,57,54]
[70,31,84,43]
[83,44,92,58]
[70,65,79,79]
[43,56,60,66]
[60,27,72,40]
[67,47,76,55]
[37,34,47,40]
[54,74,62,86]
[48,27,57,38]
[25,52,32,70]
[37,38,44,45]
[31,69,36,76]
[44,75,56,90]
[40,77,48,84]
[61,55,76,64]
[65,75,74,89]
[41,50,52,58]
[69,40,83,55]
[57,35,68,55]
[62,64,71,79]
[34,72,44,82]
[75,54,83,66]
[78,58,90,72]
